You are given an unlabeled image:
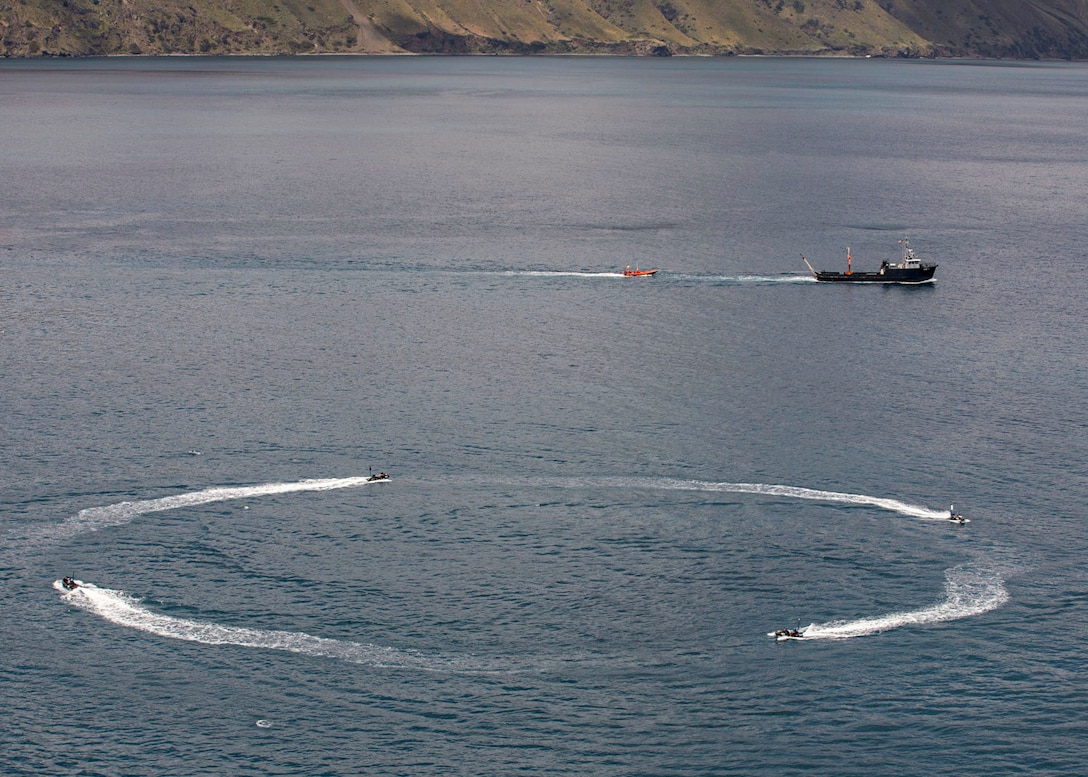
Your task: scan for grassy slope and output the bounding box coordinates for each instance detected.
[883,0,1088,58]
[1,0,1086,57]
[0,0,360,55]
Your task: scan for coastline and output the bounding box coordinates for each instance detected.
[5,0,1088,62]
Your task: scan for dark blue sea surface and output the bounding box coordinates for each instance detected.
[2,56,1087,775]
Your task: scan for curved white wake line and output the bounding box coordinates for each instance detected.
[54,580,453,671]
[46,475,993,653]
[797,565,1009,640]
[652,479,950,521]
[56,476,384,539]
[615,478,1004,639]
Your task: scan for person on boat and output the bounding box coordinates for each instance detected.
[62,577,79,590]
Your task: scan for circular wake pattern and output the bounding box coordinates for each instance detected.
[50,476,1007,661]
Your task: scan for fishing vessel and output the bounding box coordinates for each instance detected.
[802,240,936,284]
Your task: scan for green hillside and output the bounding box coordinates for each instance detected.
[3,0,1087,58]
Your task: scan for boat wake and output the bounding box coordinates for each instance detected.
[794,564,1009,640]
[53,476,385,540]
[593,477,951,521]
[499,270,626,278]
[677,479,952,521]
[494,270,815,284]
[696,273,815,285]
[53,579,472,672]
[549,476,1006,640]
[47,475,1005,655]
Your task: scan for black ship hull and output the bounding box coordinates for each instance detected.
[814,265,937,284]
[803,240,937,284]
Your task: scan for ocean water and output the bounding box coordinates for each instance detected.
[2,55,1087,775]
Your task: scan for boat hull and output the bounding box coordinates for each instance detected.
[814,265,936,284]
[804,240,937,284]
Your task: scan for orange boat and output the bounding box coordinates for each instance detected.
[623,266,658,277]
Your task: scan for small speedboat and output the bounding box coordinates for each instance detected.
[61,577,80,591]
[623,266,658,277]
[367,472,390,482]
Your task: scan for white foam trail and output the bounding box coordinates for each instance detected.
[54,580,448,671]
[59,476,385,538]
[796,565,1009,640]
[495,271,815,283]
[643,479,951,521]
[47,475,996,653]
[596,478,1003,639]
[706,274,815,284]
[499,270,625,278]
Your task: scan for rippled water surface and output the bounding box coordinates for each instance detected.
[2,56,1087,775]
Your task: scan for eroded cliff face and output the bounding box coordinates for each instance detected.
[3,0,1088,59]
